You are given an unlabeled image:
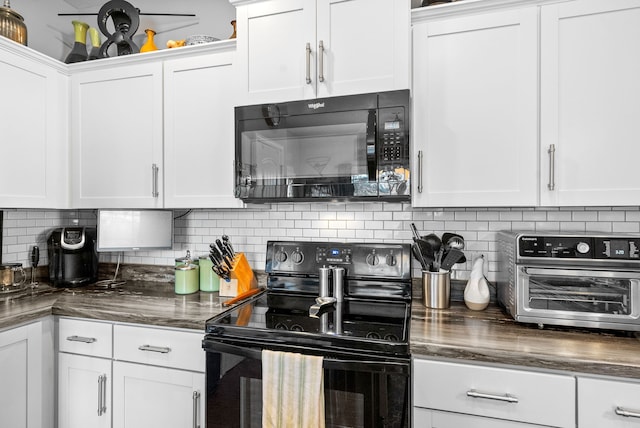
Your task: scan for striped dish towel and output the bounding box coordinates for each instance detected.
[262,349,325,428]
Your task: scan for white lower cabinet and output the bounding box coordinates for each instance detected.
[58,353,112,428]
[57,317,205,428]
[112,361,205,428]
[413,358,575,428]
[578,377,640,428]
[0,319,53,428]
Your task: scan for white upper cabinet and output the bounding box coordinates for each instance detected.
[233,0,410,104]
[70,62,164,209]
[412,6,538,207]
[0,39,68,209]
[163,50,243,208]
[540,0,640,206]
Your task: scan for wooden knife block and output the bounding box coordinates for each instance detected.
[218,252,257,297]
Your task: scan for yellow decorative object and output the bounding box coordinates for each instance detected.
[140,28,158,53]
[166,39,186,49]
[229,20,236,39]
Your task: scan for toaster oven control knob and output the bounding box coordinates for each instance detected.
[275,251,288,263]
[576,242,590,254]
[291,251,304,264]
[386,254,397,266]
[366,253,380,266]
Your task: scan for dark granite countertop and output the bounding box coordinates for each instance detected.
[411,301,640,380]
[0,282,231,331]
[3,278,640,380]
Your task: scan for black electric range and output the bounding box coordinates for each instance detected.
[205,240,412,360]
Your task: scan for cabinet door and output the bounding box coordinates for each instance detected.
[164,51,243,208]
[70,62,163,208]
[58,353,112,428]
[112,361,205,428]
[316,0,409,98]
[0,322,46,428]
[0,43,67,208]
[412,7,538,207]
[236,0,316,104]
[578,377,640,428]
[414,408,547,428]
[541,0,640,206]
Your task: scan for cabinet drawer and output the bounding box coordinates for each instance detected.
[58,318,113,358]
[578,377,640,428]
[113,324,204,372]
[413,359,575,428]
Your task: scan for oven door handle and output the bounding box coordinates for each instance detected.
[203,339,409,375]
[522,266,640,279]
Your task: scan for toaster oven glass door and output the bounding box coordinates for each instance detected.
[520,267,640,318]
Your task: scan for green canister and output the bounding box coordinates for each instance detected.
[175,263,199,294]
[198,255,220,292]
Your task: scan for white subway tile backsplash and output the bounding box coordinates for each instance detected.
[5,205,640,281]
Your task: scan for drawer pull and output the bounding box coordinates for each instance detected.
[138,344,171,354]
[67,335,97,344]
[467,389,519,403]
[616,406,640,418]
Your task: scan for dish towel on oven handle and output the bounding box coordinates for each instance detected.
[262,349,325,428]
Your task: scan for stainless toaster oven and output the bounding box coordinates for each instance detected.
[497,231,640,331]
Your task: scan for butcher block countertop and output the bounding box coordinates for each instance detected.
[411,301,640,379]
[2,280,639,379]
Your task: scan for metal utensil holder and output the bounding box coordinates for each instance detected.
[422,270,451,309]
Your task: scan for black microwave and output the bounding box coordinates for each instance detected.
[234,90,410,202]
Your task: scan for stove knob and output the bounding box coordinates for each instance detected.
[366,253,379,266]
[275,251,287,263]
[386,254,397,266]
[576,242,590,254]
[291,251,304,264]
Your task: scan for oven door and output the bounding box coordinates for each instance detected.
[203,336,410,428]
[516,267,640,330]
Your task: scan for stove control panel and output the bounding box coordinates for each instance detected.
[266,241,411,279]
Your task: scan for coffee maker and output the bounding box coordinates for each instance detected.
[48,227,99,287]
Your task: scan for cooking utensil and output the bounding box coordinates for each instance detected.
[222,287,264,307]
[423,233,442,271]
[442,233,465,251]
[412,243,430,271]
[222,234,235,257]
[30,246,39,287]
[441,248,466,271]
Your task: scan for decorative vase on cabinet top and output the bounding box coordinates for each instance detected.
[140,28,158,53]
[64,20,89,64]
[229,20,236,39]
[0,0,26,45]
[87,27,101,60]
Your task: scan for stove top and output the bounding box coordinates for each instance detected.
[206,241,412,359]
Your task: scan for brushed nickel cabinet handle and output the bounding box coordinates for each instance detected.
[138,344,171,354]
[318,40,325,83]
[66,335,97,344]
[305,43,312,84]
[467,389,519,403]
[547,144,556,191]
[417,150,424,193]
[97,375,105,416]
[152,163,159,197]
[101,374,107,414]
[616,406,640,418]
[193,391,201,428]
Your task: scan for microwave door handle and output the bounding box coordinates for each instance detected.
[366,109,377,181]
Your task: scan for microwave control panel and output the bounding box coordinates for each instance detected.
[517,235,640,260]
[378,107,408,167]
